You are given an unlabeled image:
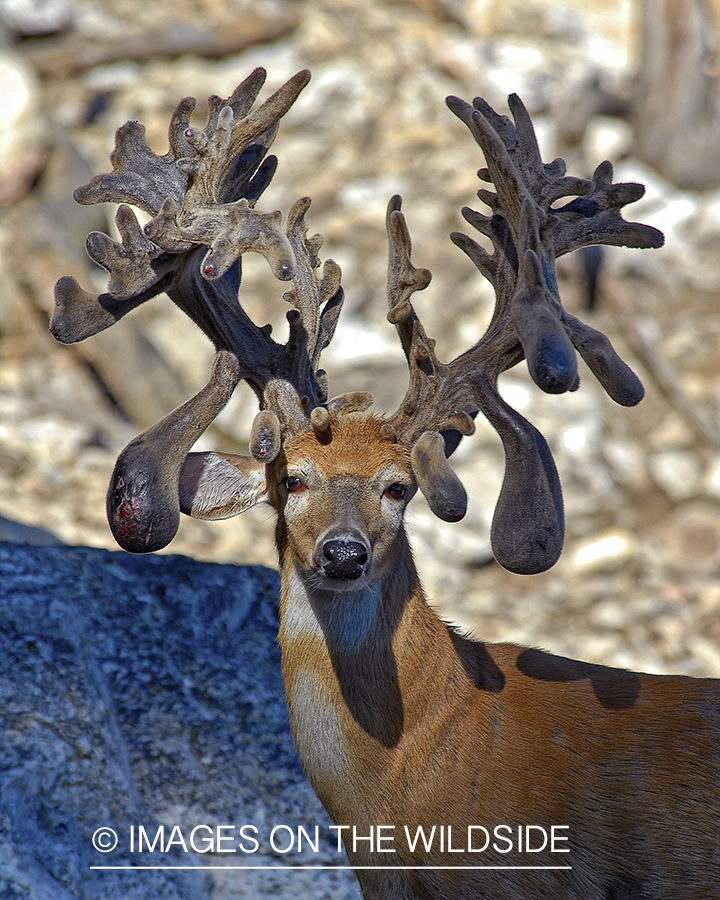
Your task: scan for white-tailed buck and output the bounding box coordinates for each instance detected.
[53,69,720,899]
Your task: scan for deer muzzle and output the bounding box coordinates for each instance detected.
[317,529,370,581]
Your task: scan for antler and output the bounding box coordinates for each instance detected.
[383,93,663,573]
[51,69,352,552]
[51,72,663,574]
[51,68,307,347]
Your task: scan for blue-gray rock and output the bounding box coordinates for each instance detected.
[0,541,359,899]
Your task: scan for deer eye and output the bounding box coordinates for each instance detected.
[385,483,407,501]
[284,475,305,493]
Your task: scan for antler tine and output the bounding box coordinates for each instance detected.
[107,350,241,552]
[256,196,348,440]
[266,195,374,440]
[384,197,476,523]
[385,196,465,437]
[74,101,193,216]
[384,93,663,574]
[553,160,665,253]
[221,69,310,194]
[284,197,343,375]
[385,194,433,358]
[203,67,267,138]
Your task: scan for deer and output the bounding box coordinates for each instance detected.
[52,68,720,899]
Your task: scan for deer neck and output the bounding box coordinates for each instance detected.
[279,525,417,646]
[277,523,468,758]
[275,519,507,834]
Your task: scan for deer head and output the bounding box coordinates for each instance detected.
[51,69,663,576]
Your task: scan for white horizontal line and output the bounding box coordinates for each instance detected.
[91,865,572,871]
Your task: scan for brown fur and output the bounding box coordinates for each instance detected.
[183,413,720,899]
[273,416,720,900]
[280,413,412,479]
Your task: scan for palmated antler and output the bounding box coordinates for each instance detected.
[383,94,663,573]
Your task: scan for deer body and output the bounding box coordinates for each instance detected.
[52,69,720,899]
[270,413,720,899]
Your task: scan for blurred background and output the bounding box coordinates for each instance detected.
[2,0,720,676]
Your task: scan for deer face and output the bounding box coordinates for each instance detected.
[175,414,416,590]
[270,414,416,590]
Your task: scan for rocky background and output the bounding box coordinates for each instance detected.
[3,1,720,716]
[3,0,720,897]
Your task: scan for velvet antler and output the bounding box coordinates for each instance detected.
[382,94,663,573]
[51,76,663,573]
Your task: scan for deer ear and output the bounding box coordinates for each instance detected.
[179,451,268,520]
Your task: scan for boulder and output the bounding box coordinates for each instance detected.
[0,541,358,899]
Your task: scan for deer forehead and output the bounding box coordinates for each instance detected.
[282,415,413,484]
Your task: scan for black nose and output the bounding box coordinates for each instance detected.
[322,539,368,580]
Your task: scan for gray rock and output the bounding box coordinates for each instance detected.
[0,49,47,204]
[0,542,359,899]
[0,0,73,36]
[0,514,62,546]
[648,449,703,501]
